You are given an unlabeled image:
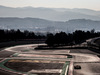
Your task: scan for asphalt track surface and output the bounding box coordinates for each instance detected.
[0,44,100,75]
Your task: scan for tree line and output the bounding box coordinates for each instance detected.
[0,29,100,46]
[46,29,100,47]
[0,29,46,42]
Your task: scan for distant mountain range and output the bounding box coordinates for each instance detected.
[0,5,100,21]
[0,17,100,33]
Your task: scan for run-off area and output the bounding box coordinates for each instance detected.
[0,59,70,75]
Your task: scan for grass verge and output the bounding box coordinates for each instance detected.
[60,61,70,75]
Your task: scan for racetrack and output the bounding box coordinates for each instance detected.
[74,62,100,75]
[0,44,100,75]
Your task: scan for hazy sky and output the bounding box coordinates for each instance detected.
[0,0,100,10]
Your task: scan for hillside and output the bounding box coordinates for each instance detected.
[0,5,100,21]
[0,18,100,33]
